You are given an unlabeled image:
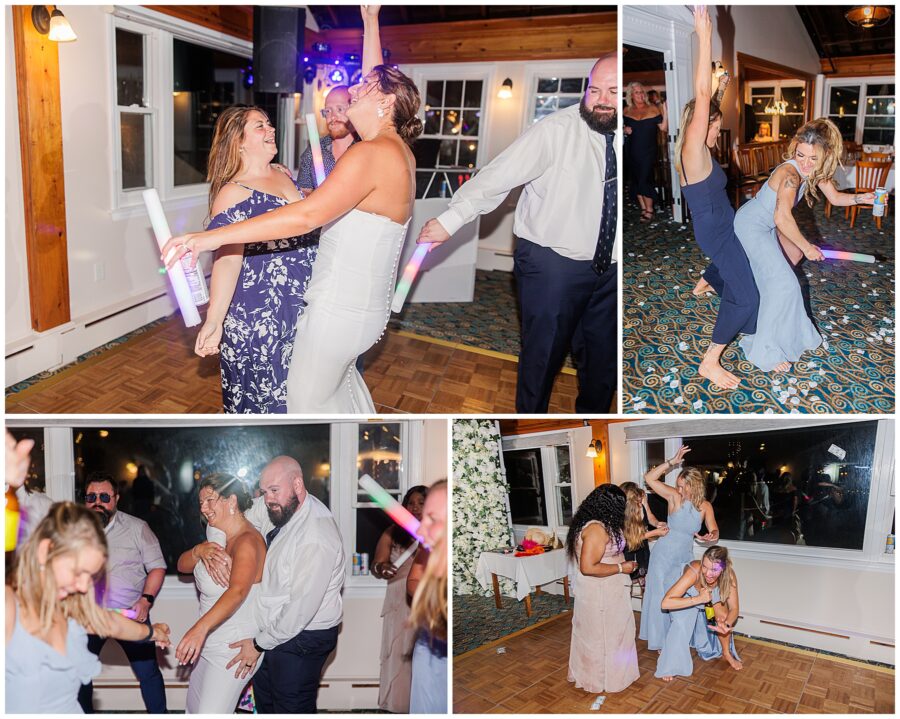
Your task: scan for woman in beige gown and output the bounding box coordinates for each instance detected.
[371,485,427,712]
[567,484,640,693]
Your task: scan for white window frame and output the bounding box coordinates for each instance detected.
[523,59,593,129]
[109,6,252,217]
[822,76,896,145]
[626,419,895,571]
[745,79,806,141]
[501,429,581,543]
[412,62,495,171]
[522,59,593,131]
[8,417,429,599]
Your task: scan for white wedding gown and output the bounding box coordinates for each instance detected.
[185,530,262,714]
[286,208,411,412]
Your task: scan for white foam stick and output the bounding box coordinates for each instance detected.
[142,188,202,327]
[392,541,420,569]
[391,243,431,313]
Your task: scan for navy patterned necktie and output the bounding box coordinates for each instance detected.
[592,132,617,275]
[265,525,282,548]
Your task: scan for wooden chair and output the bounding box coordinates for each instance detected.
[862,151,893,162]
[732,146,767,206]
[843,141,863,163]
[849,160,893,229]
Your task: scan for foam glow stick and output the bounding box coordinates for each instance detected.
[305,113,327,187]
[112,608,139,620]
[142,188,202,327]
[821,249,876,263]
[358,474,426,546]
[392,541,420,569]
[391,243,432,313]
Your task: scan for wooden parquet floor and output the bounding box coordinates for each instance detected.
[6,318,585,414]
[454,612,895,714]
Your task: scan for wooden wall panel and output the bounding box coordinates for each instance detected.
[498,419,633,486]
[318,13,616,64]
[145,5,253,41]
[12,5,71,332]
[820,54,895,77]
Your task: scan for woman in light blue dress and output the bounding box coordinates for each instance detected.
[656,546,742,679]
[639,446,719,650]
[733,118,875,372]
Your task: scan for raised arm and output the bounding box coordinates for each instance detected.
[176,535,265,665]
[162,143,378,268]
[680,6,715,181]
[643,445,691,505]
[772,164,824,262]
[361,6,382,76]
[579,524,636,578]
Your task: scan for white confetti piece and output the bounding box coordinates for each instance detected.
[788,378,797,384]
[669,380,680,388]
[633,401,647,411]
[809,380,818,387]
[790,397,800,405]
[674,397,684,405]
[693,399,703,411]
[788,387,797,395]
[678,341,689,351]
[764,408,774,415]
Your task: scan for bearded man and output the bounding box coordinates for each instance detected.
[417,53,619,412]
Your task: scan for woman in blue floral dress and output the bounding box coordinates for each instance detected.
[197,105,318,413]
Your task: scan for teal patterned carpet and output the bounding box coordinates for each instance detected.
[453,593,570,656]
[622,201,895,413]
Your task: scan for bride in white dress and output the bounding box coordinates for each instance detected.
[163,6,421,412]
[175,474,266,713]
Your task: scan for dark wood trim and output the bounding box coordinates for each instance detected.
[144,5,253,41]
[736,52,817,143]
[820,54,895,78]
[12,5,71,332]
[317,12,616,64]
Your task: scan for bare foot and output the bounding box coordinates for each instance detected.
[692,278,714,296]
[773,361,791,373]
[661,675,674,682]
[699,356,741,389]
[724,654,743,671]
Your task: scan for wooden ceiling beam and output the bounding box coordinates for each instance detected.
[820,54,895,77]
[316,12,616,64]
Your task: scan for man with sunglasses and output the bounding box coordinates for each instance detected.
[77,472,168,713]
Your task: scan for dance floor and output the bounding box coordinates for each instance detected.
[4,318,579,414]
[453,611,895,714]
[622,202,895,413]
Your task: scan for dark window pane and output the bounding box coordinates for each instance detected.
[504,449,548,526]
[424,108,442,135]
[115,29,145,107]
[866,97,895,115]
[356,507,393,560]
[444,80,463,107]
[438,139,457,167]
[781,86,805,113]
[463,80,483,108]
[677,421,877,550]
[461,109,480,136]
[830,115,857,141]
[458,140,477,168]
[863,127,894,144]
[172,39,251,186]
[778,114,804,139]
[8,428,46,494]
[864,115,895,128]
[560,77,584,94]
[537,77,559,93]
[557,486,573,526]
[425,80,443,108]
[120,112,150,190]
[412,139,442,170]
[442,108,461,136]
[829,86,860,115]
[558,97,580,110]
[751,87,776,97]
[866,84,895,96]
[73,425,331,574]
[357,423,401,495]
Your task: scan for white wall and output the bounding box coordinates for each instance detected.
[424,418,449,485]
[606,419,895,665]
[5,6,213,384]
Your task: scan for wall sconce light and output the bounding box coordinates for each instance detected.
[497,78,513,100]
[32,5,77,42]
[586,439,602,458]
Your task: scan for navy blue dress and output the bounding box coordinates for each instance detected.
[624,114,662,202]
[207,183,318,413]
[681,156,759,345]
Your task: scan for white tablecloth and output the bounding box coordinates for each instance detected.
[833,163,895,193]
[475,548,570,601]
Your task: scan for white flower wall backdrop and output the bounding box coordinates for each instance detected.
[452,419,516,596]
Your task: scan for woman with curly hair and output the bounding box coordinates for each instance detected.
[733,118,874,372]
[620,481,669,583]
[567,484,639,693]
[639,446,719,651]
[656,545,742,680]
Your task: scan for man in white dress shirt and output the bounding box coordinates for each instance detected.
[418,53,618,412]
[227,456,345,713]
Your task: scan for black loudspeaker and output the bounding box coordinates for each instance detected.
[253,6,306,94]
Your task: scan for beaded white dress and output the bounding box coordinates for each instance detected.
[285,209,410,412]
